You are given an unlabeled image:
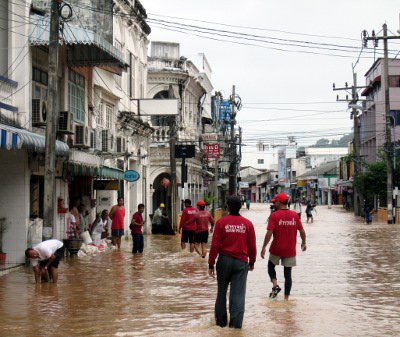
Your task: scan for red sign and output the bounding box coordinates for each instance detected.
[204,143,220,158]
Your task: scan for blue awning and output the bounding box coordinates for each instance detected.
[0,123,69,156]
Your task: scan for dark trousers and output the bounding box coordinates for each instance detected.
[132,234,144,253]
[268,260,292,296]
[215,255,249,329]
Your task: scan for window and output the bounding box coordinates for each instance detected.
[257,159,264,164]
[32,67,48,101]
[105,103,114,130]
[129,52,136,98]
[68,70,85,122]
[389,75,400,88]
[96,102,104,127]
[114,40,122,88]
[139,62,144,98]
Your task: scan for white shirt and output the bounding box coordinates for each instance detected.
[294,202,302,213]
[30,239,63,267]
[93,218,107,234]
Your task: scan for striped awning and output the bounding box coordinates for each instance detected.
[68,163,124,180]
[0,123,69,156]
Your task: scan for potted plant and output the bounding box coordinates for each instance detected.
[0,217,8,266]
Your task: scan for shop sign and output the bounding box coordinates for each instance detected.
[204,143,220,158]
[297,180,307,187]
[201,133,218,142]
[175,144,195,158]
[94,180,119,190]
[239,182,249,188]
[124,170,140,182]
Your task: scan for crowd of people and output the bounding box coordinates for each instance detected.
[26,193,309,331]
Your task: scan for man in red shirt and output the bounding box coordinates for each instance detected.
[261,193,307,300]
[130,204,145,254]
[185,200,215,258]
[109,197,125,249]
[178,199,197,253]
[208,196,257,329]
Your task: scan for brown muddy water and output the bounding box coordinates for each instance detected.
[0,205,399,336]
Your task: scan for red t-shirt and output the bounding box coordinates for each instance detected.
[130,212,143,234]
[208,215,257,265]
[194,210,214,233]
[111,206,125,230]
[267,209,303,258]
[180,207,198,231]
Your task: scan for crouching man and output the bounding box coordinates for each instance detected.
[25,239,64,284]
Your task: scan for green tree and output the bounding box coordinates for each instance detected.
[354,157,400,205]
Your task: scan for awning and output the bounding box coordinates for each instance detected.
[100,167,124,180]
[68,162,124,180]
[361,75,381,96]
[0,123,69,156]
[29,15,126,70]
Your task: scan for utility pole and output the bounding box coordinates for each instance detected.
[170,117,177,231]
[228,85,237,196]
[363,24,400,224]
[333,70,368,216]
[43,0,60,239]
[213,92,221,216]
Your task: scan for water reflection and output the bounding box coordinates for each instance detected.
[0,205,399,336]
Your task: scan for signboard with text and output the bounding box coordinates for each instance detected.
[204,143,220,158]
[201,133,218,142]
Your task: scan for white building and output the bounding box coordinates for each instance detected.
[241,141,297,171]
[147,42,213,221]
[0,0,153,268]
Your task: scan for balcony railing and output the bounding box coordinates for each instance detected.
[151,126,170,143]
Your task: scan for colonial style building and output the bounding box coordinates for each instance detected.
[147,42,213,222]
[0,0,152,268]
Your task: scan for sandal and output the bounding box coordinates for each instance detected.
[269,285,281,298]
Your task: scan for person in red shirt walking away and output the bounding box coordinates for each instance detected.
[130,204,145,254]
[261,193,307,300]
[208,196,257,329]
[185,200,215,258]
[109,197,125,249]
[178,199,197,253]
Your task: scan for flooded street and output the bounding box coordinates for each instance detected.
[1,204,400,336]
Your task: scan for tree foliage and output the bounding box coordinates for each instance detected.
[312,133,354,148]
[354,158,400,205]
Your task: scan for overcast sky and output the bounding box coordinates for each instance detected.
[141,0,400,149]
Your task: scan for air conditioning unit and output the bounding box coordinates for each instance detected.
[32,98,47,125]
[116,136,126,153]
[58,111,73,134]
[101,130,114,152]
[75,125,90,148]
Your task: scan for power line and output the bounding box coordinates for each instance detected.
[147,13,361,42]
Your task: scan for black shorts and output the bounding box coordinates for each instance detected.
[112,229,124,237]
[194,231,208,243]
[306,213,312,218]
[40,247,63,269]
[181,230,195,244]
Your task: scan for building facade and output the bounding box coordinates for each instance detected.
[0,0,152,268]
[360,58,400,164]
[147,42,213,223]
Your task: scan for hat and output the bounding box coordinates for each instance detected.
[197,200,206,207]
[270,198,276,203]
[275,193,289,204]
[160,203,165,207]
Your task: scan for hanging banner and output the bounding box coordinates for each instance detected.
[204,143,220,158]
